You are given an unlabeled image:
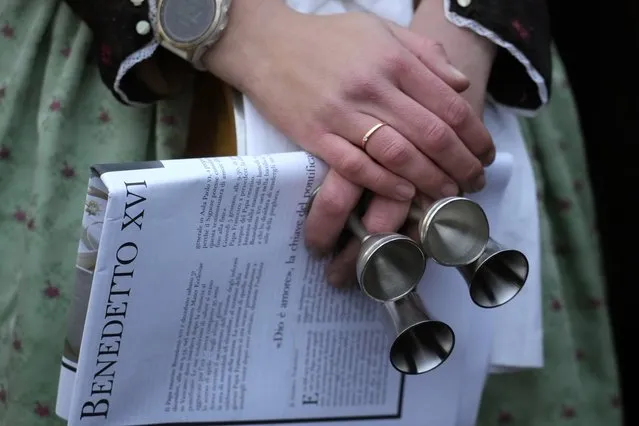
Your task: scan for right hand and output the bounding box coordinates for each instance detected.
[204,2,494,267]
[206,3,494,199]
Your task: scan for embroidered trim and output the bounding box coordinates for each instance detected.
[443,0,548,114]
[113,0,159,106]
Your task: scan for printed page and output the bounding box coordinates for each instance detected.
[56,175,110,420]
[67,152,411,426]
[66,151,514,426]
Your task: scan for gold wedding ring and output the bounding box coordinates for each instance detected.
[362,122,387,148]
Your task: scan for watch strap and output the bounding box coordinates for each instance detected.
[159,39,190,62]
[191,0,231,70]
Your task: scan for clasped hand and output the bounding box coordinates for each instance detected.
[205,4,495,287]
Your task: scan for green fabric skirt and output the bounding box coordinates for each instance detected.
[0,1,621,425]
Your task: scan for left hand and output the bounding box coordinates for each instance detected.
[323,6,497,287]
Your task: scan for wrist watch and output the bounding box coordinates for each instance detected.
[155,0,232,71]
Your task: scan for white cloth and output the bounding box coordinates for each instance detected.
[483,103,542,371]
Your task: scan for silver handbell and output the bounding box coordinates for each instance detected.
[457,238,529,308]
[409,197,490,267]
[307,186,426,302]
[382,292,455,375]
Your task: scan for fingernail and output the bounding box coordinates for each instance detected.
[395,184,415,200]
[441,183,459,197]
[450,65,468,81]
[471,174,486,192]
[481,149,496,166]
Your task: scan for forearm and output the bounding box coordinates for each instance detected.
[202,0,294,93]
[410,0,496,112]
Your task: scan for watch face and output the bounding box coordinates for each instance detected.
[160,0,217,44]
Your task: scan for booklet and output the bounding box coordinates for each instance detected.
[55,150,515,426]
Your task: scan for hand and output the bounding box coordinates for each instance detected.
[208,6,494,199]
[315,4,501,287]
[204,2,493,268]
[409,0,497,116]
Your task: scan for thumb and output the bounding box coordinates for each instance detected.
[385,21,470,93]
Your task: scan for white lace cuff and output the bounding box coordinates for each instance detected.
[114,0,160,107]
[443,0,549,116]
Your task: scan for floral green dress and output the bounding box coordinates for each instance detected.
[0,1,622,425]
